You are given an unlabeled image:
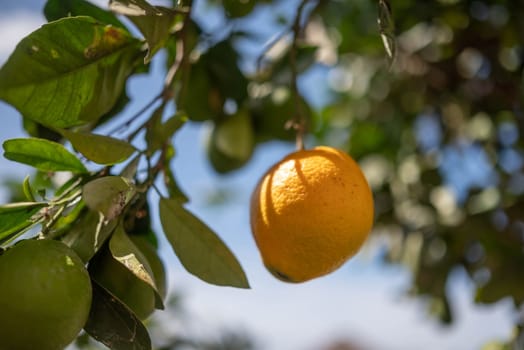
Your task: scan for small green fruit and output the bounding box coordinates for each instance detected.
[0,239,92,350]
[207,110,255,173]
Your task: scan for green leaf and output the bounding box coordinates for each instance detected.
[0,202,46,244]
[3,138,87,173]
[0,16,141,128]
[109,224,164,309]
[145,107,186,154]
[120,155,141,179]
[83,176,136,220]
[110,0,181,62]
[60,129,136,165]
[178,61,218,121]
[159,198,249,288]
[22,175,36,202]
[84,280,152,350]
[128,9,178,63]
[44,0,127,30]
[62,210,118,262]
[109,0,163,16]
[223,0,257,17]
[132,11,177,63]
[163,145,189,203]
[204,40,248,103]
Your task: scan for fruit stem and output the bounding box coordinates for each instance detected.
[289,0,311,151]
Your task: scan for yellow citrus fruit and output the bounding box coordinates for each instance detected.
[250,146,374,282]
[0,239,92,350]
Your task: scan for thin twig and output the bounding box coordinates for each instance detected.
[107,93,163,136]
[288,0,312,150]
[256,30,291,73]
[174,1,194,110]
[164,38,185,90]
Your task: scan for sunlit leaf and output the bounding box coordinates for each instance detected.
[159,198,249,288]
[22,175,36,202]
[61,129,136,165]
[127,7,178,63]
[378,0,396,65]
[84,280,152,350]
[0,16,141,128]
[110,0,184,62]
[109,0,162,16]
[109,224,164,308]
[83,176,136,220]
[3,138,87,173]
[44,0,127,29]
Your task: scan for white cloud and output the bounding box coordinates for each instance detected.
[0,11,44,64]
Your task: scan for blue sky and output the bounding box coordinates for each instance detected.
[0,1,517,349]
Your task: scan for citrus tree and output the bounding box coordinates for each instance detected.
[0,0,523,349]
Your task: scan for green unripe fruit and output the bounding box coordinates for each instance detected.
[0,239,92,350]
[207,110,255,173]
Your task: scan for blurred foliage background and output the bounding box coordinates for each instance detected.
[183,0,524,347]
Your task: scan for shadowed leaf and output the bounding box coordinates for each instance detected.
[0,202,46,244]
[83,176,136,220]
[84,280,152,350]
[61,130,136,165]
[159,198,249,288]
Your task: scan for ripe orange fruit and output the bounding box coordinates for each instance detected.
[250,146,374,282]
[0,239,92,350]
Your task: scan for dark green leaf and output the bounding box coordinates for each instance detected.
[159,198,249,288]
[3,138,87,173]
[204,40,248,103]
[0,17,141,128]
[109,224,164,309]
[223,0,257,17]
[22,119,62,142]
[178,61,218,121]
[62,210,118,262]
[0,202,46,244]
[84,280,152,350]
[60,129,136,165]
[83,176,136,220]
[44,0,127,30]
